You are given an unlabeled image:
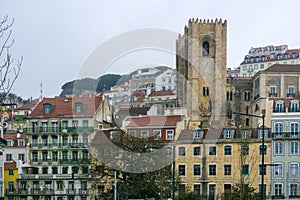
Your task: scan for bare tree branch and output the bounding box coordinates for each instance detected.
[0,15,22,103]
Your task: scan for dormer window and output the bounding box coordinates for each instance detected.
[244,57,248,63]
[274,101,284,112]
[74,103,84,113]
[292,52,297,59]
[258,126,268,138]
[261,56,266,62]
[193,127,203,139]
[284,53,289,59]
[223,128,234,139]
[43,103,53,114]
[250,57,254,63]
[276,54,282,60]
[290,100,299,112]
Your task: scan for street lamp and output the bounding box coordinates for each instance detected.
[233,110,266,200]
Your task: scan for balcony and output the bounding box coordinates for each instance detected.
[272,132,300,139]
[26,126,94,134]
[79,189,89,196]
[70,159,79,164]
[287,93,296,97]
[30,189,40,195]
[42,189,54,195]
[17,189,27,195]
[60,159,70,164]
[66,189,77,195]
[80,159,90,164]
[6,189,15,195]
[269,93,278,97]
[288,107,300,112]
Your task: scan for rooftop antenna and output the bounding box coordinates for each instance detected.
[39,82,43,101]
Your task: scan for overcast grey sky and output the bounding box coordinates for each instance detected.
[2,0,300,99]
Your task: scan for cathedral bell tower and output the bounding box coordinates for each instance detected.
[176,18,227,131]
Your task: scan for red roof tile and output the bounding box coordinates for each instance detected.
[16,103,37,110]
[3,133,26,140]
[264,64,300,73]
[148,90,174,97]
[28,96,102,118]
[125,115,184,127]
[4,162,17,169]
[116,107,150,116]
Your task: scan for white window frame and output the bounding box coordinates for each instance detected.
[274,141,283,155]
[274,163,283,177]
[274,123,283,137]
[178,146,186,156]
[193,164,201,176]
[18,140,25,147]
[178,164,186,177]
[153,130,161,140]
[290,163,299,176]
[128,130,136,138]
[193,146,201,156]
[141,130,149,139]
[274,183,283,196]
[290,141,299,155]
[166,130,174,140]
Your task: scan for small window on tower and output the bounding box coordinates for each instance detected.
[203,87,209,96]
[202,41,209,56]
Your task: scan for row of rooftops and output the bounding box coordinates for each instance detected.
[227,64,300,77]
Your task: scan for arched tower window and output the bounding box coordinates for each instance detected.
[202,41,209,56]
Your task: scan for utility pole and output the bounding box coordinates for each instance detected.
[114,171,117,200]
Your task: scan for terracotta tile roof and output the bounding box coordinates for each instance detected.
[3,133,26,147]
[4,161,17,169]
[269,97,300,108]
[148,90,174,97]
[116,107,150,116]
[263,64,300,73]
[28,96,102,119]
[16,102,37,110]
[4,133,26,140]
[124,115,184,127]
[241,49,300,64]
[131,91,146,101]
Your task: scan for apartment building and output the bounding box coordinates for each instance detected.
[15,97,102,200]
[239,45,300,78]
[176,125,271,199]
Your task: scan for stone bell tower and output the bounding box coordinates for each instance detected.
[176,18,227,130]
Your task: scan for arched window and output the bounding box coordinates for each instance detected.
[202,41,209,56]
[245,118,250,127]
[292,52,297,59]
[276,54,282,60]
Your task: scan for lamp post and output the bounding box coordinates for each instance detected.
[233,110,266,200]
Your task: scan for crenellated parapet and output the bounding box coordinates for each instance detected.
[176,18,228,129]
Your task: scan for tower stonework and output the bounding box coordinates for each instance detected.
[176,18,227,130]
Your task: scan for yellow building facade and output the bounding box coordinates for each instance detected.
[176,128,271,199]
[4,162,18,200]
